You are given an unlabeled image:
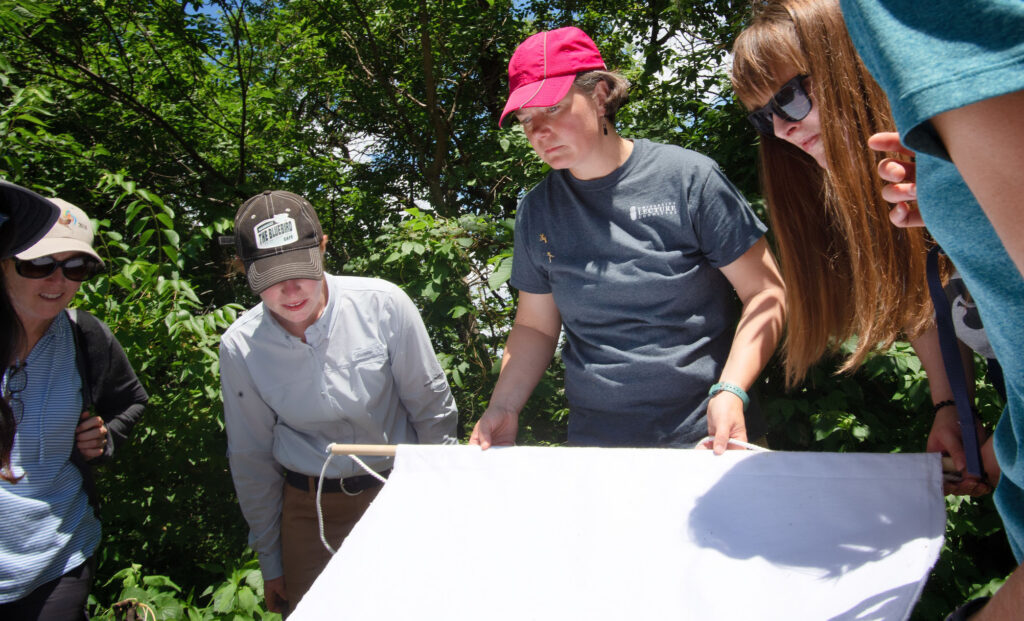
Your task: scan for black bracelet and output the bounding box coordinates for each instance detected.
[931,400,956,415]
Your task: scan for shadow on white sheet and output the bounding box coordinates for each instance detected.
[291,445,944,620]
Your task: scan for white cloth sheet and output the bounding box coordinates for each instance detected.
[292,445,944,620]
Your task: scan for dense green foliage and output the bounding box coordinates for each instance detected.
[0,1,1013,618]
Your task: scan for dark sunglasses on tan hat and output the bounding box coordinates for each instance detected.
[14,255,102,282]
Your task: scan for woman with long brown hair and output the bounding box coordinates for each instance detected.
[1,181,59,483]
[730,0,993,494]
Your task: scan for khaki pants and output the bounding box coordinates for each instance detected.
[281,480,381,612]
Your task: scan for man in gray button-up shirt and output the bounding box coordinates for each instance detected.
[219,191,457,614]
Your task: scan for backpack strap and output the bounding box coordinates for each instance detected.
[66,308,101,513]
[66,308,95,410]
[925,246,984,478]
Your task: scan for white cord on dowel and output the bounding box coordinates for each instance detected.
[350,454,389,483]
[315,450,390,555]
[316,453,339,555]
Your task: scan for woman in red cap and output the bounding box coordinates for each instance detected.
[471,27,786,453]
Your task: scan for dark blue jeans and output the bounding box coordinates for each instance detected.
[0,557,95,620]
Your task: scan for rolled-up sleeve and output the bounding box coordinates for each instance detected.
[95,328,148,461]
[387,289,458,445]
[220,336,285,580]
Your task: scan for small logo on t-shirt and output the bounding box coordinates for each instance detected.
[629,202,677,220]
[254,214,299,249]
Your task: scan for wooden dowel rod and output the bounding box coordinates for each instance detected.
[329,444,958,475]
[942,456,955,473]
[329,443,398,457]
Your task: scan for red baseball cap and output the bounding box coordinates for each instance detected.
[499,27,606,127]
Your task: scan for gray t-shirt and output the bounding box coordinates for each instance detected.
[511,138,767,447]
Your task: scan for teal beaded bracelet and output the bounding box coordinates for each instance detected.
[708,382,749,411]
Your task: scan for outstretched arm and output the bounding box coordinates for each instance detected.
[872,132,999,492]
[702,237,786,455]
[909,326,994,496]
[469,292,562,449]
[387,287,458,444]
[220,340,286,587]
[931,89,1024,280]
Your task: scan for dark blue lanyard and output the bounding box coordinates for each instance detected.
[925,246,983,477]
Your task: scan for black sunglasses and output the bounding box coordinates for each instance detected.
[747,75,812,135]
[14,255,101,282]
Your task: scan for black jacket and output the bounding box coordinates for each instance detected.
[66,308,148,508]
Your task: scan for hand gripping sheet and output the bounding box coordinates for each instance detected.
[292,445,945,620]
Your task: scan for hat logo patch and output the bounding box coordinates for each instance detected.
[58,209,77,226]
[255,214,298,249]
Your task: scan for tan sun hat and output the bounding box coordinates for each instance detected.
[16,198,103,265]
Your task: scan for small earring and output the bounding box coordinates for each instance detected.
[603,119,608,136]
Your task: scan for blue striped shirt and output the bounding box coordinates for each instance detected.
[0,310,101,602]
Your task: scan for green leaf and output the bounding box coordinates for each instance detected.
[126,200,146,223]
[143,575,182,591]
[211,582,238,613]
[487,256,512,290]
[14,113,46,126]
[236,585,258,611]
[163,229,180,246]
